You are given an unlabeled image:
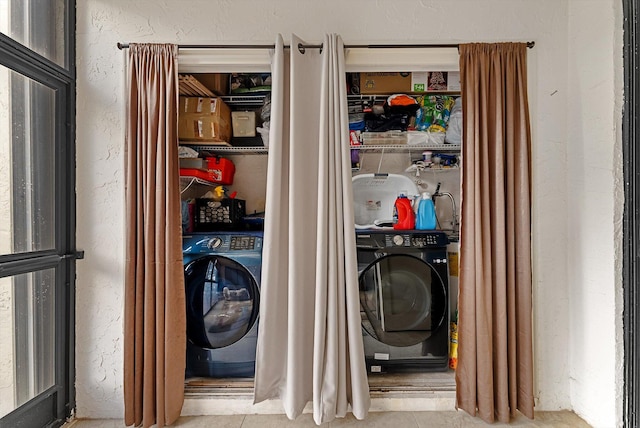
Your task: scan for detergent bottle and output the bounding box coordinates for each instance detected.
[415,192,437,230]
[393,192,415,230]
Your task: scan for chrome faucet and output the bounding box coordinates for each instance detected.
[433,182,459,239]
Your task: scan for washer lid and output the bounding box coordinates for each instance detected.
[184,255,259,349]
[352,173,419,229]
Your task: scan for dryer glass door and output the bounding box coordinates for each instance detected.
[185,255,259,349]
[359,254,446,347]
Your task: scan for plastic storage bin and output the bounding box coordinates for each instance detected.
[231,111,257,137]
[352,173,419,229]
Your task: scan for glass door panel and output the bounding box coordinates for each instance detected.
[0,268,56,418]
[0,1,75,423]
[0,0,68,68]
[0,66,56,256]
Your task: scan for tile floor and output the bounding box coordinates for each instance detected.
[67,373,591,426]
[65,410,591,427]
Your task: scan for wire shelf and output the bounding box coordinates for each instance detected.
[184,145,268,154]
[221,94,267,107]
[351,143,460,152]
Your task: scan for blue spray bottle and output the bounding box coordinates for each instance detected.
[415,192,437,230]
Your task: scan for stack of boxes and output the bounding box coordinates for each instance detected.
[178,96,232,145]
[349,71,461,95]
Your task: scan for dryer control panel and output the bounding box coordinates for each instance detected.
[385,232,449,248]
[356,230,448,249]
[410,234,445,248]
[183,233,263,254]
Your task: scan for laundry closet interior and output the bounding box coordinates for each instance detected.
[178,45,462,395]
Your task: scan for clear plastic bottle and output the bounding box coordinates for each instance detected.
[393,192,415,230]
[415,192,437,230]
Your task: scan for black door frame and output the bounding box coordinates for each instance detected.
[624,0,639,426]
[0,1,77,426]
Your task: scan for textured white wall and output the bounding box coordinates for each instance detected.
[75,1,621,426]
[567,1,623,427]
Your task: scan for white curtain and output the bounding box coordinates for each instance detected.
[254,33,370,425]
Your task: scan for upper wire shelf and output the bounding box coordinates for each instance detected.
[347,92,460,102]
[351,143,461,152]
[220,94,267,107]
[182,144,269,154]
[182,144,458,154]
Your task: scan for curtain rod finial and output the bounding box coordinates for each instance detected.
[527,41,535,49]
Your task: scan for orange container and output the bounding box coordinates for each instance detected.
[392,194,415,230]
[205,156,235,185]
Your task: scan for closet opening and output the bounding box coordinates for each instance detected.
[176,53,462,398]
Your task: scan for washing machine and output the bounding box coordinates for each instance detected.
[356,230,450,372]
[182,231,263,378]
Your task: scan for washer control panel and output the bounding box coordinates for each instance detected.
[184,233,263,254]
[230,235,256,250]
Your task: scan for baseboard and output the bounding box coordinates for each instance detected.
[182,387,456,416]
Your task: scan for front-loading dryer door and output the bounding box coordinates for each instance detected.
[185,255,260,350]
[359,254,446,347]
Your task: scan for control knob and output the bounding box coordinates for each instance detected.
[207,237,223,249]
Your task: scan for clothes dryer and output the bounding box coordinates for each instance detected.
[356,230,450,372]
[182,231,263,378]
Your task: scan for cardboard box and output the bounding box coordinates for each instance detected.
[231,111,257,137]
[359,72,412,94]
[190,73,230,95]
[446,71,461,91]
[410,72,429,93]
[178,97,232,144]
[411,71,461,92]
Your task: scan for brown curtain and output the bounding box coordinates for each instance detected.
[124,43,186,428]
[455,43,534,423]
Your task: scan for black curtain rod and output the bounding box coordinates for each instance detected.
[116,41,535,52]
